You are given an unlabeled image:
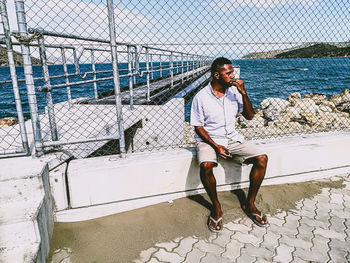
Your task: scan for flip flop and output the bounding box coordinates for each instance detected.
[207,216,223,233]
[246,211,269,228]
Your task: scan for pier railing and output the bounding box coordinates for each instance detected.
[0,0,212,157]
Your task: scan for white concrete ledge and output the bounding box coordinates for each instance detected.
[0,157,53,263]
[57,131,350,222]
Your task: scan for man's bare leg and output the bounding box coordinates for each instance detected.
[200,162,222,231]
[243,154,268,225]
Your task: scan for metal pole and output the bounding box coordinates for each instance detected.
[159,55,162,78]
[146,47,150,101]
[0,0,29,154]
[90,49,98,99]
[14,0,44,156]
[132,50,136,84]
[60,47,72,107]
[37,33,59,142]
[170,51,173,89]
[127,45,134,109]
[107,0,126,157]
[150,54,153,80]
[181,53,184,84]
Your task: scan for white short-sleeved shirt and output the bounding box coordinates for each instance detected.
[190,83,245,147]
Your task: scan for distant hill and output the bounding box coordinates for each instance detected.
[243,43,350,59]
[0,45,41,66]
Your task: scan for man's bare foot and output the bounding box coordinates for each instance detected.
[242,204,268,227]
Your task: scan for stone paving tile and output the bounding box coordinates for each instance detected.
[328,238,350,253]
[200,253,233,263]
[266,215,284,227]
[182,247,205,263]
[173,236,198,257]
[290,256,308,263]
[232,232,261,246]
[235,253,256,263]
[330,192,344,205]
[329,215,346,233]
[312,234,331,254]
[314,227,346,241]
[294,247,329,262]
[152,248,184,263]
[224,222,251,233]
[299,216,328,228]
[273,211,287,220]
[148,257,162,263]
[221,239,244,261]
[273,243,294,263]
[213,228,233,248]
[268,221,298,237]
[240,243,273,259]
[258,230,281,251]
[155,241,178,252]
[328,248,349,263]
[296,223,314,243]
[282,212,300,229]
[279,235,313,250]
[193,240,224,256]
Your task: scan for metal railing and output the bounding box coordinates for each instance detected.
[0,0,213,158]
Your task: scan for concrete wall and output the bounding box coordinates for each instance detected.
[54,131,350,222]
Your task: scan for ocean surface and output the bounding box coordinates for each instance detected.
[0,57,349,120]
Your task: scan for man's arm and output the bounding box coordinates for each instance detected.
[194,126,232,159]
[233,79,254,120]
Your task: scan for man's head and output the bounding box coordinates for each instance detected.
[211,57,232,76]
[211,57,234,88]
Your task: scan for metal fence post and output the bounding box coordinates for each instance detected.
[37,31,59,142]
[127,45,134,109]
[107,0,126,157]
[60,47,72,107]
[159,55,162,78]
[170,51,174,89]
[14,0,44,156]
[0,0,29,154]
[90,49,98,100]
[146,47,150,101]
[181,53,184,84]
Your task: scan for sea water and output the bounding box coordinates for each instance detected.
[0,58,349,120]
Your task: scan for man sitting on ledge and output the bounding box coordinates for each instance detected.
[190,57,269,232]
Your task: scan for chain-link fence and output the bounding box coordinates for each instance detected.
[0,0,349,158]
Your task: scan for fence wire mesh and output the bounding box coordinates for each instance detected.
[0,0,349,158]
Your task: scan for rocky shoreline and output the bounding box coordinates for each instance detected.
[183,88,350,146]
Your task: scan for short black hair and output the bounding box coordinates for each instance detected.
[211,57,232,76]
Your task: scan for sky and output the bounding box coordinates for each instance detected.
[2,0,349,60]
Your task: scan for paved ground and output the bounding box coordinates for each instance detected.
[133,174,350,263]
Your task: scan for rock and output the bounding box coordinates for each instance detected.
[294,98,318,114]
[0,117,18,128]
[238,115,265,128]
[287,92,301,106]
[330,88,350,105]
[336,102,350,113]
[304,93,328,105]
[260,98,290,121]
[319,101,337,112]
[282,107,301,119]
[300,112,318,126]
